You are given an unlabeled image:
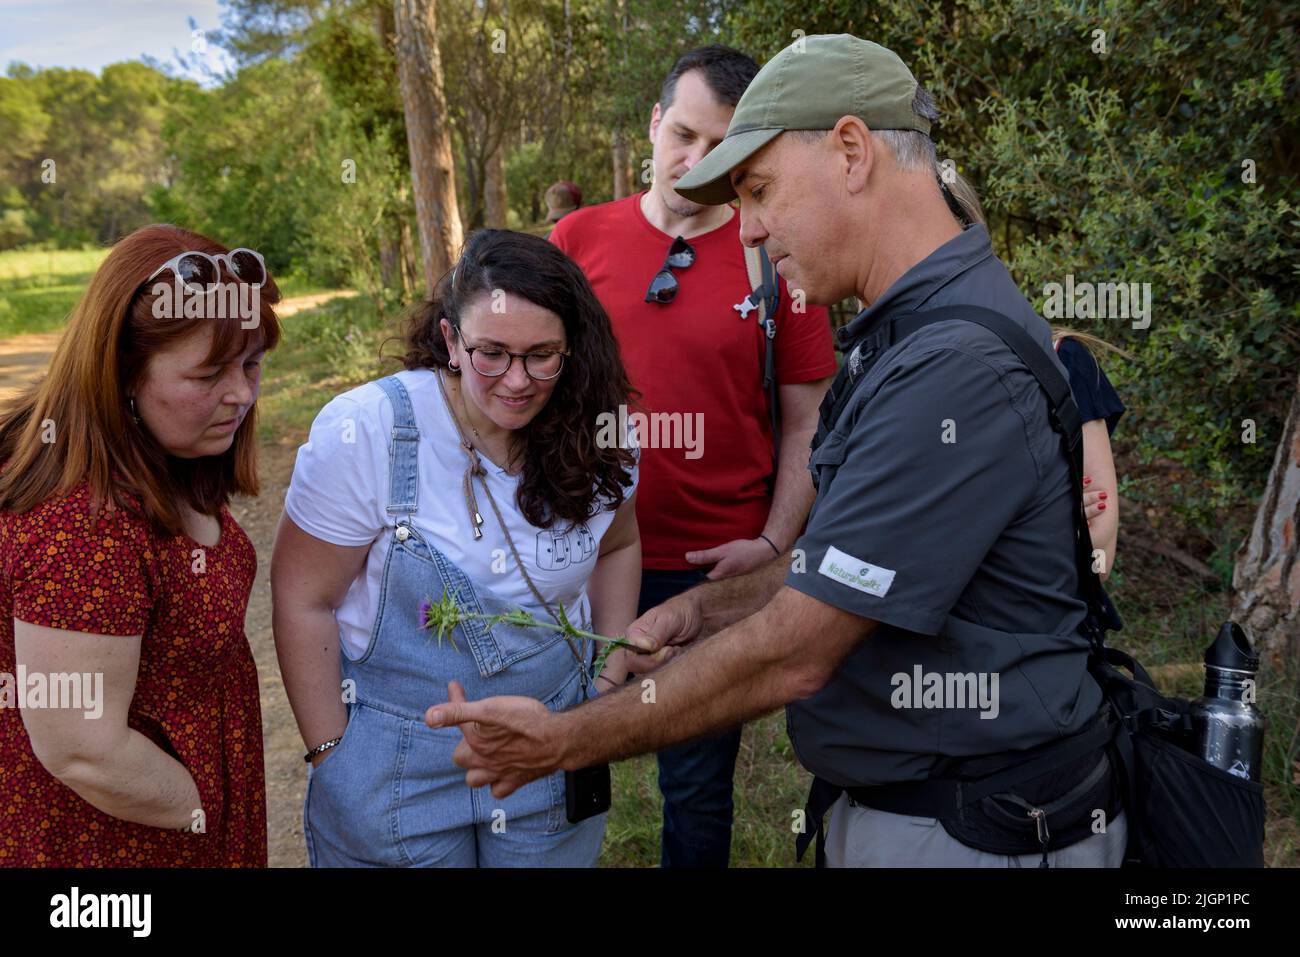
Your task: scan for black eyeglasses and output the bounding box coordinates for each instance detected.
[452,325,568,380]
[644,236,696,304]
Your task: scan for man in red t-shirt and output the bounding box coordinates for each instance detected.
[551,45,836,867]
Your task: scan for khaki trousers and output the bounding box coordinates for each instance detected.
[824,793,1128,867]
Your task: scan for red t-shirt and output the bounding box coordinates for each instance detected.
[551,192,837,570]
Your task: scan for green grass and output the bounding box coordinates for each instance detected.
[601,713,815,868]
[0,248,338,339]
[273,271,337,301]
[0,247,108,337]
[257,292,403,438]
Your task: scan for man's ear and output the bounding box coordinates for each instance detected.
[835,116,875,195]
[648,102,662,143]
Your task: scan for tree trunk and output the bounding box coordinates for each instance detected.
[400,211,418,297]
[612,130,629,200]
[394,0,463,297]
[484,140,508,228]
[1232,368,1300,671]
[460,132,482,231]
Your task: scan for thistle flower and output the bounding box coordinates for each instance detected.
[420,589,464,652]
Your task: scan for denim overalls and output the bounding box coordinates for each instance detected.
[304,375,605,866]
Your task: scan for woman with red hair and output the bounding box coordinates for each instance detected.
[0,224,281,866]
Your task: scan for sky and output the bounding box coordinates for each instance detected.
[0,0,238,84]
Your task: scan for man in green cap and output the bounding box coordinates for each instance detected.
[424,33,1126,868]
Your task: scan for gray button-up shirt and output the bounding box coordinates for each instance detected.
[785,224,1102,787]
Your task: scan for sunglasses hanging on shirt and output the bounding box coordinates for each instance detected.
[644,235,696,304]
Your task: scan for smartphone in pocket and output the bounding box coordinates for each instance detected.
[565,763,611,823]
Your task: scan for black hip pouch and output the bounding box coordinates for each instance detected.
[936,712,1124,857]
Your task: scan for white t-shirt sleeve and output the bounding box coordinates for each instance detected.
[284,393,387,547]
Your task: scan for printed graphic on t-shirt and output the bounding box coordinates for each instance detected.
[536,523,596,570]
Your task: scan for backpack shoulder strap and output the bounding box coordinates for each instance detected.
[897,304,1113,628]
[741,242,782,467]
[741,242,763,311]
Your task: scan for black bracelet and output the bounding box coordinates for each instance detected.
[304,736,343,763]
[759,533,781,555]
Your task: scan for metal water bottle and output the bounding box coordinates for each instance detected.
[1189,622,1266,781]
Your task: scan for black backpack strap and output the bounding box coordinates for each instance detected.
[892,305,1114,628]
[795,776,843,867]
[757,247,781,466]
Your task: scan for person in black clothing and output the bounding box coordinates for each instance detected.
[1052,331,1127,580]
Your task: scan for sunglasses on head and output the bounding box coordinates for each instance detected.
[644,236,696,304]
[147,248,268,294]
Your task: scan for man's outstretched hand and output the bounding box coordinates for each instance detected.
[425,680,568,799]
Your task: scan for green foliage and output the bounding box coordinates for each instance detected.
[255,292,396,437]
[4,0,1296,551]
[0,62,179,249]
[724,0,1300,540]
[420,587,641,674]
[156,57,330,278]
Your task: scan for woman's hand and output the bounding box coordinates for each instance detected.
[595,648,632,691]
[1083,487,1109,526]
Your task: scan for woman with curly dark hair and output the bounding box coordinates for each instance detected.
[271,229,650,867]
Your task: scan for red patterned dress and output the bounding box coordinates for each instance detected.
[0,481,267,866]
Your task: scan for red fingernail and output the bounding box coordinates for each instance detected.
[1099,492,1107,500]
[1098,502,1106,510]
[1083,476,1092,484]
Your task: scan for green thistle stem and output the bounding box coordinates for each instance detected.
[421,590,639,679]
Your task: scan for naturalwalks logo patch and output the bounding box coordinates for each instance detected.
[817,545,895,598]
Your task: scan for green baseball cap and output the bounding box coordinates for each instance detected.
[674,34,928,206]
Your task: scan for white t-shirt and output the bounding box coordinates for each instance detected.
[284,368,638,659]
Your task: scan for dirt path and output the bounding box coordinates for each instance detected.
[0,332,63,404]
[0,289,356,866]
[231,441,307,867]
